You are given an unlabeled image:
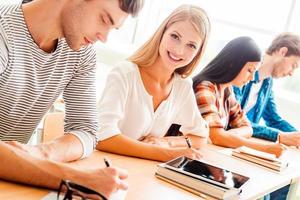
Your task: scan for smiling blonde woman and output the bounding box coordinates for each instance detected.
[96,5,211,161]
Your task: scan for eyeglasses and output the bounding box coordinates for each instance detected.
[57,180,108,200]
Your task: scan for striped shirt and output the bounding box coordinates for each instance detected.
[0,3,98,157]
[194,81,250,130]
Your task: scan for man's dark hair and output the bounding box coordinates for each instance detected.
[119,0,144,17]
[22,0,32,3]
[22,0,144,17]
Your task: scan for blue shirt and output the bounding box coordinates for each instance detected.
[233,71,297,141]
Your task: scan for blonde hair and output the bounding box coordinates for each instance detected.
[128,5,211,78]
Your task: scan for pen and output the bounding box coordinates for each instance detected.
[185,136,192,148]
[103,157,111,167]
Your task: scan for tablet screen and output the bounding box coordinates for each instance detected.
[165,156,249,189]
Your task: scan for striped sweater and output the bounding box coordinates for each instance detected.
[0,3,98,157]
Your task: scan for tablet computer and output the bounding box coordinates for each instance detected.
[164,156,249,190]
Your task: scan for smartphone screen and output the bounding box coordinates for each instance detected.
[165,156,249,189]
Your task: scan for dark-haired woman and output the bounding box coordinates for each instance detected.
[193,37,285,157]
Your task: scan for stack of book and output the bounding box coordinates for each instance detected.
[155,156,249,200]
[232,146,288,172]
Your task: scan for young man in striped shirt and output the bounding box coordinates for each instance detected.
[0,0,143,198]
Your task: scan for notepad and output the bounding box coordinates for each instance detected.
[232,146,288,172]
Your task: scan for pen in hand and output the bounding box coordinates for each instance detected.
[103,157,111,167]
[185,136,192,148]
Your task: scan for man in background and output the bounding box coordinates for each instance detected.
[234,32,300,200]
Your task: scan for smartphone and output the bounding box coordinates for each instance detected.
[164,156,249,190]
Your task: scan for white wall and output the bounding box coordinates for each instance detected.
[275,91,300,130]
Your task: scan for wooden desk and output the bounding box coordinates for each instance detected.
[0,151,204,200]
[1,146,300,200]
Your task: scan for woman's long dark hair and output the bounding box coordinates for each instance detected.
[166,37,261,137]
[193,36,261,89]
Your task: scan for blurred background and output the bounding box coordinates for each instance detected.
[95,0,300,130]
[5,0,300,129]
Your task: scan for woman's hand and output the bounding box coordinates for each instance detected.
[140,135,194,148]
[140,135,207,149]
[161,147,203,161]
[138,135,206,161]
[264,143,286,158]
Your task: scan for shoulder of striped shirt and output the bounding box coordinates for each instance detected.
[0,20,8,74]
[0,3,20,19]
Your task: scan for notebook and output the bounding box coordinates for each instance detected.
[232,146,288,172]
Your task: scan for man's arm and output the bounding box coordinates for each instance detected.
[0,141,128,199]
[7,48,98,162]
[6,132,87,162]
[262,90,297,132]
[234,85,298,143]
[232,81,280,141]
[251,122,280,141]
[60,47,99,161]
[32,47,99,162]
[97,134,203,162]
[249,122,300,147]
[249,90,298,142]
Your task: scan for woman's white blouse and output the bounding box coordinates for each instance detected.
[97,61,208,140]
